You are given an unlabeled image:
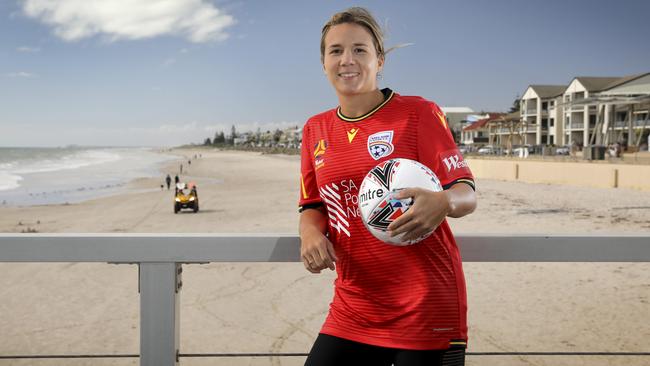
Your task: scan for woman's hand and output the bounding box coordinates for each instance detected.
[300,226,338,273]
[387,188,451,242]
[299,207,337,273]
[387,183,476,242]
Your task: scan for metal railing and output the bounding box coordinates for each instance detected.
[1,233,649,365]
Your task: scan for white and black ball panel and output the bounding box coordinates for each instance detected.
[358,158,442,245]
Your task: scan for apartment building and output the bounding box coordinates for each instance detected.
[520,85,566,145]
[563,74,650,149]
[483,73,650,151]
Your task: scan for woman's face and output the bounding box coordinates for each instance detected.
[323,23,383,97]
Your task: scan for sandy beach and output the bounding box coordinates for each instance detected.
[0,148,649,366]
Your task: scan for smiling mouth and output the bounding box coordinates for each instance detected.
[338,72,360,79]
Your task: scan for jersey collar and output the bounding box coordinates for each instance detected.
[336,88,394,122]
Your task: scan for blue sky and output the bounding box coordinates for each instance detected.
[1,0,649,147]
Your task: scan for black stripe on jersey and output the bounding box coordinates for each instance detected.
[298,202,324,213]
[337,88,394,122]
[443,178,476,191]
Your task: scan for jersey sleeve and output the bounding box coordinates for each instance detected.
[417,101,475,190]
[299,122,323,209]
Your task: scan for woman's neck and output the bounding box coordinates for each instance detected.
[338,89,384,118]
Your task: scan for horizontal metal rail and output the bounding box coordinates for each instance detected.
[0,234,649,366]
[1,233,649,262]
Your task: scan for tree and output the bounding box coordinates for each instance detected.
[273,128,282,144]
[203,137,212,146]
[509,95,521,113]
[213,131,225,145]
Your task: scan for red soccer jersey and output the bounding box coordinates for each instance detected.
[299,89,474,350]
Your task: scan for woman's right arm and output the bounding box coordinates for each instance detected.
[299,207,337,273]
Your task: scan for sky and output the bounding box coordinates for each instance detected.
[1,0,649,147]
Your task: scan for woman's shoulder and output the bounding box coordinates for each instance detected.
[391,92,448,131]
[391,92,442,115]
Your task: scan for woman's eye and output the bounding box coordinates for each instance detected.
[355,48,366,53]
[330,49,341,55]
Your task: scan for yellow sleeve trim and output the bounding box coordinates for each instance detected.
[300,173,308,199]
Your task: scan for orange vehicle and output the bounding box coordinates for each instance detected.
[174,182,199,213]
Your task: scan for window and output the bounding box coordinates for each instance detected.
[542,101,548,111]
[550,118,555,127]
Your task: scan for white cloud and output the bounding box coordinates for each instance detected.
[22,0,236,43]
[17,46,41,53]
[5,72,37,78]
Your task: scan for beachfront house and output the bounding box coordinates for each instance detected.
[487,73,650,153]
[521,85,566,146]
[461,113,501,148]
[564,73,650,150]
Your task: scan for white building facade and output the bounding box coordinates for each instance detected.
[492,73,650,151]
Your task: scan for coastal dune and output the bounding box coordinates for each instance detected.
[0,149,649,366]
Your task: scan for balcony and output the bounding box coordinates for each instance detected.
[0,234,649,366]
[523,109,537,116]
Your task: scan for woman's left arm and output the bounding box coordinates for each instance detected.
[387,183,476,242]
[443,182,477,218]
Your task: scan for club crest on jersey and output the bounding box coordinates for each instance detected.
[313,139,327,169]
[367,131,394,160]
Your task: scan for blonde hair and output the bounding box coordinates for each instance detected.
[320,7,385,64]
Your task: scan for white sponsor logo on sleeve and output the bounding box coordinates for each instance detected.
[442,154,468,172]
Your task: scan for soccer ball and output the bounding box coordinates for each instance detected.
[358,158,442,245]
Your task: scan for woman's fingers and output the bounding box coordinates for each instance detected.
[301,237,336,273]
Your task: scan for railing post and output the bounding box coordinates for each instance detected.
[139,262,181,366]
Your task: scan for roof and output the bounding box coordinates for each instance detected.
[441,107,474,114]
[529,85,566,98]
[600,73,650,95]
[463,113,506,131]
[574,73,649,92]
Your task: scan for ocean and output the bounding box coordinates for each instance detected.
[0,147,177,206]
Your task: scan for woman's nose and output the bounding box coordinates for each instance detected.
[340,49,355,65]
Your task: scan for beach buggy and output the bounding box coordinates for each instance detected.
[174,182,199,213]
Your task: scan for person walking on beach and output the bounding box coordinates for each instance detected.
[165,174,172,190]
[174,174,180,185]
[298,7,476,366]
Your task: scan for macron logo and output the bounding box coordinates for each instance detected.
[442,154,468,172]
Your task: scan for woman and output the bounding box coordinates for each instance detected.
[299,7,477,366]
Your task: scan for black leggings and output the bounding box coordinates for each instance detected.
[304,333,465,366]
